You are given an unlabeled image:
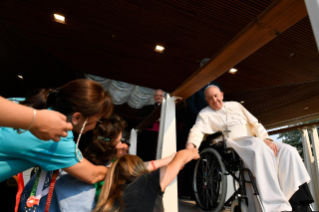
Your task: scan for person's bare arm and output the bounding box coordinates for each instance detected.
[144,153,176,171]
[0,96,73,141]
[63,158,108,184]
[159,149,200,191]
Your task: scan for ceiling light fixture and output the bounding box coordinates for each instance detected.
[17,75,23,79]
[155,45,165,53]
[240,101,244,104]
[54,14,65,23]
[229,68,238,74]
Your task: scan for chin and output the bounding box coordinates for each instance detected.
[211,105,222,110]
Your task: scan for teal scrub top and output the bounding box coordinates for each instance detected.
[0,98,80,182]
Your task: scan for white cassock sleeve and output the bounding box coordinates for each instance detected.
[238,103,271,141]
[186,110,214,148]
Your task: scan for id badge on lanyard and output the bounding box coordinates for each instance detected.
[25,169,59,212]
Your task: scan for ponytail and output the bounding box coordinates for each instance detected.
[93,155,149,212]
[21,79,113,118]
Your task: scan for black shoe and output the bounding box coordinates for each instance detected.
[295,205,312,212]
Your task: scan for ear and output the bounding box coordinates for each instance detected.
[221,92,224,100]
[72,112,81,125]
[205,96,208,102]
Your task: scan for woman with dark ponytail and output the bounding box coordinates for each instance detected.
[0,79,113,184]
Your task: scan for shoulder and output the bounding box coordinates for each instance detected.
[58,130,74,143]
[224,101,240,106]
[198,106,213,115]
[136,170,160,184]
[224,101,242,110]
[6,97,25,103]
[129,170,161,192]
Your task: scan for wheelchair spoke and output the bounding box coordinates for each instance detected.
[194,148,227,212]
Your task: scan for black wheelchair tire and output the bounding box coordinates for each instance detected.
[193,148,227,212]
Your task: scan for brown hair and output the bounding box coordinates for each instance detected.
[83,115,126,165]
[93,155,149,212]
[21,79,113,118]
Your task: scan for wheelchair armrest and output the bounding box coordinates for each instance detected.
[205,131,224,141]
[199,131,225,151]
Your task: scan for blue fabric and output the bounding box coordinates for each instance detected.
[19,170,96,212]
[0,98,80,182]
[19,171,59,212]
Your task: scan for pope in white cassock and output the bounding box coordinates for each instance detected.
[186,85,311,212]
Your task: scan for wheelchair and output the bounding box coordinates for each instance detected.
[193,131,265,212]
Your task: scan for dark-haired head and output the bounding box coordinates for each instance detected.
[21,79,113,134]
[83,115,126,165]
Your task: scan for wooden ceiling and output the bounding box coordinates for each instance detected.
[0,0,318,128]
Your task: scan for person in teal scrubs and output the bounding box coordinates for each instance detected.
[0,79,113,184]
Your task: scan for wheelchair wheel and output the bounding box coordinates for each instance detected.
[193,148,227,212]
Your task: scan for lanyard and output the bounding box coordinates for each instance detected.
[25,169,59,212]
[44,170,59,212]
[26,169,43,208]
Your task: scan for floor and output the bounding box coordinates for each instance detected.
[178,199,231,212]
[178,199,200,212]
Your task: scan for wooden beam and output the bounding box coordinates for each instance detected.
[268,121,319,135]
[137,0,307,131]
[171,0,307,99]
[260,97,319,128]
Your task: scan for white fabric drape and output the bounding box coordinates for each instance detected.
[86,74,157,109]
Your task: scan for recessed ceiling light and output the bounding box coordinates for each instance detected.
[229,68,238,74]
[54,14,65,23]
[155,45,165,53]
[304,107,309,110]
[240,101,244,104]
[17,75,23,79]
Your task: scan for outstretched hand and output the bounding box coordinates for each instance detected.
[189,148,200,160]
[264,139,278,156]
[30,110,73,142]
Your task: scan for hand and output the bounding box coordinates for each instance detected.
[264,139,278,156]
[190,148,200,160]
[186,143,196,149]
[30,110,73,142]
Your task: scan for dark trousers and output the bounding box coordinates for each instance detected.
[289,182,314,209]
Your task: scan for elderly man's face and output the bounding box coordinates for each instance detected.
[205,86,224,110]
[154,90,164,104]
